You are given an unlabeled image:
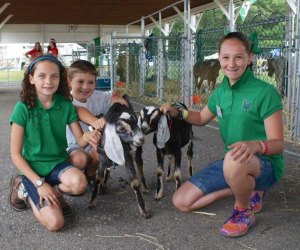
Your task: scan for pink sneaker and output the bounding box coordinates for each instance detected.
[219,207,256,237]
[250,191,264,213]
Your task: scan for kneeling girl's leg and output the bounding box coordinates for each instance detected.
[254,156,277,191]
[172,160,232,212]
[22,176,64,231]
[47,162,87,195]
[223,153,261,209]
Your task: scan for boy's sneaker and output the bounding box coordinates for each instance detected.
[8,174,29,211]
[250,191,264,213]
[219,207,256,237]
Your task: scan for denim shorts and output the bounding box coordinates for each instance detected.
[22,162,73,210]
[189,155,277,195]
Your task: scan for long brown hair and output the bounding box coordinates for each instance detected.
[34,42,43,53]
[20,55,72,109]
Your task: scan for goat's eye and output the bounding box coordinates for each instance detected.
[117,127,127,133]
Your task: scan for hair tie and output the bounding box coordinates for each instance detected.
[28,55,63,74]
[248,32,262,54]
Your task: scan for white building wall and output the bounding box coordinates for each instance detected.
[0,24,142,44]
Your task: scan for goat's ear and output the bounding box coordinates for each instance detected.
[137,115,141,128]
[103,123,125,166]
[156,114,170,149]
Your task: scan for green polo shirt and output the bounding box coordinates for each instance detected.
[207,68,284,180]
[10,94,78,176]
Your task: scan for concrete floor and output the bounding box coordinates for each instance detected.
[1,85,300,250]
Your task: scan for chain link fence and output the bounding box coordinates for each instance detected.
[106,36,190,105]
[193,14,286,97]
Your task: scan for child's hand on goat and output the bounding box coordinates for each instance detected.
[92,117,106,131]
[160,103,179,118]
[83,130,101,150]
[111,95,128,107]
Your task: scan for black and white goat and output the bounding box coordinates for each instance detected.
[138,103,194,200]
[89,96,150,219]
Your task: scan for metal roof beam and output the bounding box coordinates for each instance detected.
[286,0,297,14]
[149,14,168,36]
[0,2,10,14]
[0,14,13,30]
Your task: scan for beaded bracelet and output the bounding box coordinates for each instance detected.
[259,140,268,154]
[177,108,189,120]
[182,109,189,119]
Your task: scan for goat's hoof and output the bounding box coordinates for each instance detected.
[142,188,149,194]
[154,194,162,201]
[141,211,151,219]
[88,203,96,209]
[166,176,175,182]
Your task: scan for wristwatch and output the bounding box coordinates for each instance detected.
[34,178,45,188]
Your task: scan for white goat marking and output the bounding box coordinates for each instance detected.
[120,112,131,120]
[150,109,160,125]
[146,106,156,115]
[120,120,132,132]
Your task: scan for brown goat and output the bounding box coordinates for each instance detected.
[267,56,286,97]
[193,59,221,93]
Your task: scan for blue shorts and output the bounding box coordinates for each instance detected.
[189,155,277,195]
[22,162,73,210]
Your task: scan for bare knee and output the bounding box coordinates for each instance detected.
[70,173,87,195]
[69,151,88,170]
[60,168,88,195]
[223,153,245,181]
[172,192,193,213]
[36,207,65,232]
[45,217,64,232]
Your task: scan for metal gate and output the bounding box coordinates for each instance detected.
[108,35,191,106]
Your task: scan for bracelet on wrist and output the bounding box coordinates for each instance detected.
[259,140,268,154]
[182,109,188,119]
[177,108,188,120]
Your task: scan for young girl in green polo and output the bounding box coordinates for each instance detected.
[160,32,284,237]
[9,55,101,231]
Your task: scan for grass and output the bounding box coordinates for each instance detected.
[0,70,24,83]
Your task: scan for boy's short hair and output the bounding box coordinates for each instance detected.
[68,60,98,80]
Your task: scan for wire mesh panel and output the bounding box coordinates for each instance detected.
[110,35,188,105]
[193,15,286,100]
[284,4,300,141]
[192,28,224,105]
[237,15,286,96]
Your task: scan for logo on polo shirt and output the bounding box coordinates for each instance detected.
[242,99,252,112]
